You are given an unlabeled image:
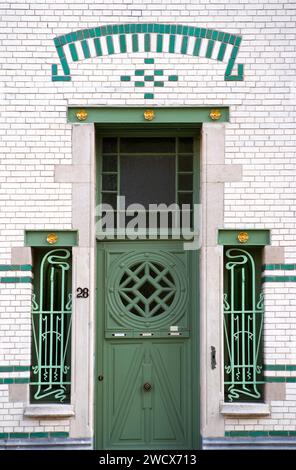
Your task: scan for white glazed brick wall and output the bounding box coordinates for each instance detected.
[0,0,296,436]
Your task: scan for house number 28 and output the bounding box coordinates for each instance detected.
[76,287,89,298]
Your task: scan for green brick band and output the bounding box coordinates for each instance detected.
[225,431,296,437]
[263,264,296,270]
[0,432,69,440]
[0,265,32,271]
[0,366,31,372]
[0,277,32,283]
[262,276,296,283]
[0,378,30,384]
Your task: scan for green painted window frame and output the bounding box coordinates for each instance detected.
[30,247,72,404]
[223,246,264,403]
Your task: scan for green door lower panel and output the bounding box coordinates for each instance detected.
[105,340,190,448]
[96,241,199,450]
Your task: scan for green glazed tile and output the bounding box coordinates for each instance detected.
[229,34,236,45]
[81,40,90,59]
[119,35,127,53]
[132,34,139,52]
[181,36,188,54]
[169,35,175,53]
[30,432,49,438]
[144,33,150,52]
[106,36,114,54]
[224,33,230,43]
[218,31,224,41]
[157,34,163,53]
[69,43,79,62]
[217,42,226,61]
[206,40,214,58]
[94,38,102,56]
[193,38,201,56]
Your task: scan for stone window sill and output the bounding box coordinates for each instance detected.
[24,404,74,418]
[220,402,270,417]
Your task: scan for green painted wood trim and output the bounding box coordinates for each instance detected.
[68,107,229,124]
[218,229,270,246]
[0,277,32,283]
[262,276,296,283]
[0,366,31,372]
[225,431,296,437]
[0,432,70,439]
[0,265,32,272]
[263,264,296,271]
[25,230,78,247]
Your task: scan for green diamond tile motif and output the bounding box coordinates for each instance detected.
[120,59,178,99]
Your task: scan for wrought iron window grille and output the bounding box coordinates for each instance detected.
[31,248,72,404]
[224,248,264,402]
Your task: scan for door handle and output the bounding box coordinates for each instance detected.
[143,382,152,392]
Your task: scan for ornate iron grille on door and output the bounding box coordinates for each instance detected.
[31,249,72,403]
[223,248,264,402]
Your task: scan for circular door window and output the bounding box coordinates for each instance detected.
[107,251,188,329]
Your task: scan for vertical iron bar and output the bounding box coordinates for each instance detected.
[49,266,55,390]
[60,266,65,385]
[242,267,245,388]
[230,267,235,389]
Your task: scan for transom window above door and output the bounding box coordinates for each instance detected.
[100,135,195,212]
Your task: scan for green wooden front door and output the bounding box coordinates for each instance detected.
[95,133,199,450]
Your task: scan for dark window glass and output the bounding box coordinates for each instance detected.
[178,192,192,206]
[102,155,117,172]
[102,174,117,191]
[102,138,117,153]
[178,174,193,191]
[102,193,117,207]
[178,137,193,153]
[120,155,175,208]
[120,137,175,154]
[178,155,193,172]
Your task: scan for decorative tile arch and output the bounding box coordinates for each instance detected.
[52,23,243,82]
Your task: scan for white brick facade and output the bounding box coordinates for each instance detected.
[1,0,296,448]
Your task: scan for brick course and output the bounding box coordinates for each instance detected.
[1,0,296,436]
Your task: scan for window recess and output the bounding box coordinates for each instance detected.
[223,246,264,403]
[30,248,72,404]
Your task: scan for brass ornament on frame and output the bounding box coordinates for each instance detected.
[76,109,88,121]
[237,231,249,244]
[46,233,58,245]
[209,109,222,121]
[144,109,155,121]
